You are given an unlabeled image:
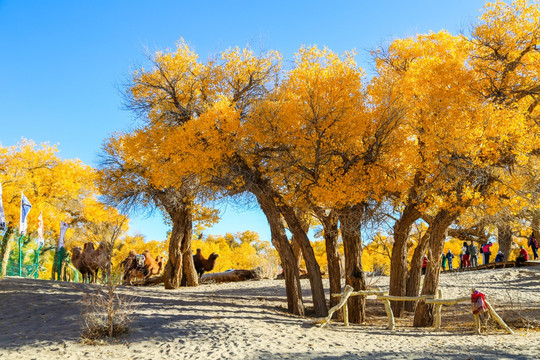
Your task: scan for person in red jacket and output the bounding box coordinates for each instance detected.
[422,255,428,275]
[482,242,493,264]
[516,245,529,267]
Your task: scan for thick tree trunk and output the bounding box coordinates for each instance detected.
[256,192,305,316]
[414,210,459,327]
[338,205,366,324]
[164,203,193,289]
[404,230,430,312]
[290,234,302,270]
[181,250,198,286]
[497,223,513,260]
[280,204,328,317]
[179,209,198,287]
[389,204,421,316]
[0,227,14,278]
[316,209,341,316]
[531,211,540,237]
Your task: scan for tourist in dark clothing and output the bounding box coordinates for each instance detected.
[495,251,504,262]
[446,250,455,270]
[468,242,478,267]
[528,231,539,260]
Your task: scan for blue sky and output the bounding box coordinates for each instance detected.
[1,0,488,242]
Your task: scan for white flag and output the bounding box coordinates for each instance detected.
[37,211,44,246]
[20,192,32,235]
[58,221,68,249]
[0,183,5,231]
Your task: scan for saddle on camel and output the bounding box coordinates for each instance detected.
[121,250,164,285]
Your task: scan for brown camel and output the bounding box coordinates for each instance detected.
[121,250,165,285]
[70,246,93,283]
[193,248,219,277]
[81,242,109,283]
[121,250,138,284]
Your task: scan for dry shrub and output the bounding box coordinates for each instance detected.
[499,270,539,330]
[256,252,281,279]
[77,283,139,344]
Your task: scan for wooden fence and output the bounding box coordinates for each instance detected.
[315,285,513,334]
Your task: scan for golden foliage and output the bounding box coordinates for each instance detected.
[191,231,278,274]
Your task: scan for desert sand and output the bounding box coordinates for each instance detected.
[1,267,540,360]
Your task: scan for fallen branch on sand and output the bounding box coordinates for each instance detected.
[200,269,259,283]
[130,275,164,286]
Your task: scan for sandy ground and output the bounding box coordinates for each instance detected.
[1,267,540,360]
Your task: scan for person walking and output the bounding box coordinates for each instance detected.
[468,242,478,267]
[441,252,447,271]
[482,242,493,264]
[446,249,455,270]
[528,231,539,260]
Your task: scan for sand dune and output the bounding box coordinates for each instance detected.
[1,267,539,359]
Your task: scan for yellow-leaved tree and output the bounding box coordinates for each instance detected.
[0,140,97,279]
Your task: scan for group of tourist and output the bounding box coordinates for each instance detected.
[438,231,539,271]
[440,241,482,271]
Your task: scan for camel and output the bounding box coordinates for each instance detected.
[81,242,109,283]
[70,246,93,283]
[121,250,165,285]
[121,250,138,284]
[193,248,219,277]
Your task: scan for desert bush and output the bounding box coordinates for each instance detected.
[78,282,138,343]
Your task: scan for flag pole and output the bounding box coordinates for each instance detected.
[18,234,23,277]
[35,244,41,279]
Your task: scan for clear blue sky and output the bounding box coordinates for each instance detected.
[0,0,488,242]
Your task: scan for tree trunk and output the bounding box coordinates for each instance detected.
[316,208,341,317]
[164,202,193,289]
[389,204,421,317]
[256,191,305,316]
[338,205,366,324]
[280,204,328,317]
[531,211,540,237]
[181,250,198,286]
[404,229,430,312]
[0,227,14,278]
[414,210,459,327]
[497,223,513,260]
[290,235,302,269]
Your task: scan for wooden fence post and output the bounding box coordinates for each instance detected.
[434,289,443,331]
[484,299,514,335]
[382,298,395,330]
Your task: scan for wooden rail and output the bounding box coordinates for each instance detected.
[316,285,385,328]
[316,287,514,334]
[446,260,540,273]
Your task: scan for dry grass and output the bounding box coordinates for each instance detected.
[76,283,139,344]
